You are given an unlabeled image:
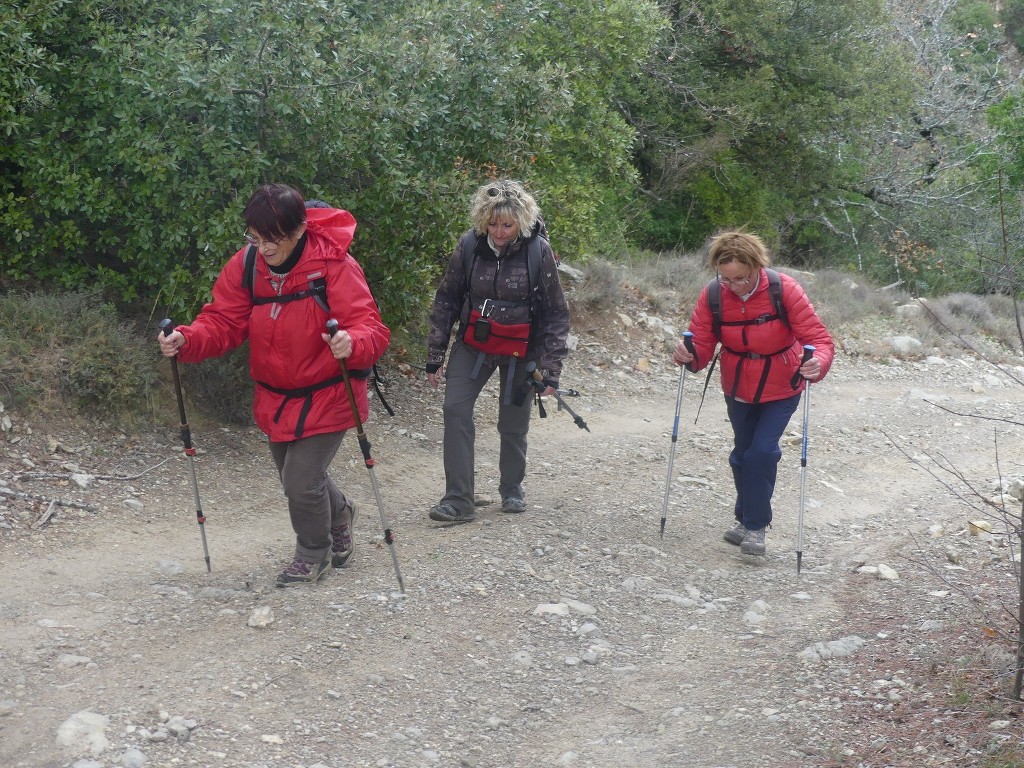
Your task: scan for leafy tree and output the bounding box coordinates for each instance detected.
[0,0,665,328]
[1003,0,1024,54]
[627,0,914,258]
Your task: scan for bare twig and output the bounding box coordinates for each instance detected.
[923,399,1024,429]
[12,456,173,483]
[31,500,57,530]
[0,488,98,512]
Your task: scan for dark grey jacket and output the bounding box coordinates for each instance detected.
[426,224,570,384]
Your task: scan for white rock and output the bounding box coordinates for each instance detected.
[798,635,866,662]
[70,473,96,489]
[562,599,597,616]
[968,520,992,535]
[121,746,147,767]
[56,711,110,756]
[877,564,899,580]
[57,654,93,668]
[247,606,275,628]
[533,603,570,616]
[889,336,923,355]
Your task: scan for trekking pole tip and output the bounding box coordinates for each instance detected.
[796,550,803,574]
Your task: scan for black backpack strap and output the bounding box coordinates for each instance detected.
[527,236,543,291]
[370,364,394,417]
[251,282,329,308]
[765,268,788,328]
[707,270,788,332]
[243,244,330,312]
[693,349,720,424]
[460,231,478,293]
[706,278,722,337]
[255,373,347,438]
[242,244,258,296]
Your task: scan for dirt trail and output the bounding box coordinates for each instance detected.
[2,343,1023,768]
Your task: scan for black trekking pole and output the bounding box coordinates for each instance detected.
[795,345,815,575]
[158,319,212,573]
[661,332,695,539]
[325,320,405,593]
[524,362,590,432]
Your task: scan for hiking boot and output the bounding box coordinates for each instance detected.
[276,553,331,587]
[723,521,748,546]
[330,502,358,569]
[740,528,767,557]
[428,502,475,523]
[501,496,526,514]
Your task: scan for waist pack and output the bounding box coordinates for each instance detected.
[462,307,531,357]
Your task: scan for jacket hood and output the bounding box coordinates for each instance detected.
[305,207,357,256]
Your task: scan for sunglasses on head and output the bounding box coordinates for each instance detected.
[486,185,522,199]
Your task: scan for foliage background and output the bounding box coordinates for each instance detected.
[2,0,1024,332]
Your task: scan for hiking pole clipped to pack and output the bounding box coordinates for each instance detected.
[660,332,695,539]
[524,362,590,432]
[158,319,212,573]
[795,345,816,575]
[325,320,405,594]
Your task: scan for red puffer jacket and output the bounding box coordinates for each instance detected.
[686,269,834,403]
[175,207,390,441]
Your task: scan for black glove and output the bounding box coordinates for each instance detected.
[425,363,441,374]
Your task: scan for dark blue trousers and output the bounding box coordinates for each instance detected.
[725,393,801,531]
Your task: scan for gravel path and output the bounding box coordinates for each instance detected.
[2,322,1023,768]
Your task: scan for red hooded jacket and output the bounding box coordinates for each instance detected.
[175,207,390,441]
[687,269,834,403]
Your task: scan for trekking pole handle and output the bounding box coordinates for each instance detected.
[790,344,816,388]
[158,318,174,339]
[682,330,696,357]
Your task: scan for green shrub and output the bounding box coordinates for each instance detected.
[0,290,158,420]
[180,346,254,426]
[1002,0,1024,53]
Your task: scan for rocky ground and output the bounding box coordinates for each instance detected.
[1,303,1024,768]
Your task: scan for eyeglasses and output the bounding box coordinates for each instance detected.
[243,232,283,248]
[486,185,522,200]
[720,276,753,288]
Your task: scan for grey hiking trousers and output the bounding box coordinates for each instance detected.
[268,430,352,562]
[440,341,534,515]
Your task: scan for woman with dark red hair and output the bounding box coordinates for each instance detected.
[159,183,389,586]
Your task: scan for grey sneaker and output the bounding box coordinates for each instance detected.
[723,521,748,546]
[428,502,475,523]
[501,497,526,514]
[330,502,358,569]
[740,528,767,556]
[276,554,331,587]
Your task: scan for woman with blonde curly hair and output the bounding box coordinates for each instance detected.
[425,179,570,523]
